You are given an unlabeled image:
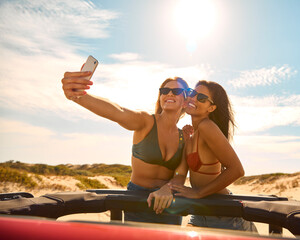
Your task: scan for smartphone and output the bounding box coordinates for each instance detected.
[81,55,99,80]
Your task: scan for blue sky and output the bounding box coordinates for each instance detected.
[0,0,299,176]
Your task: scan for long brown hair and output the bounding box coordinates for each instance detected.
[155,77,189,119]
[196,80,236,141]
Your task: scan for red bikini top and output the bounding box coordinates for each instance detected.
[186,136,221,175]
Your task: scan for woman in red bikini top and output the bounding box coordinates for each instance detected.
[150,81,257,231]
[186,133,221,175]
[170,80,245,199]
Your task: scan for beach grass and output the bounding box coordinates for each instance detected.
[0,166,37,188]
[0,160,131,189]
[234,172,299,185]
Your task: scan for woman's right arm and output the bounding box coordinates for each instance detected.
[61,71,148,131]
[147,147,189,214]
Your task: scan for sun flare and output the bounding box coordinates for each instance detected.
[173,0,216,50]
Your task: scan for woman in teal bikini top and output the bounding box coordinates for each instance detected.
[132,115,184,171]
[62,71,189,224]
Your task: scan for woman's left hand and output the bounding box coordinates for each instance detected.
[182,124,194,139]
[170,184,200,199]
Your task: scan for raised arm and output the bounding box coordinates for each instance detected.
[61,71,148,131]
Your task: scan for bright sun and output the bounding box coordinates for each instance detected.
[173,0,216,50]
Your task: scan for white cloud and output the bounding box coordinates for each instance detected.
[0,0,120,121]
[109,53,141,61]
[234,135,300,156]
[0,118,54,136]
[0,0,119,55]
[0,49,89,119]
[0,118,132,166]
[231,95,300,134]
[233,135,300,175]
[228,65,297,88]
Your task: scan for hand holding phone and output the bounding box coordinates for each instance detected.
[81,55,99,80]
[63,55,98,100]
[72,55,98,96]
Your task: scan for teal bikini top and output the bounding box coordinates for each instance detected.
[132,115,185,170]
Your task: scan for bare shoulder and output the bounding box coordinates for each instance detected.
[198,118,215,129]
[197,118,220,135]
[141,111,154,121]
[136,111,155,130]
[132,112,155,140]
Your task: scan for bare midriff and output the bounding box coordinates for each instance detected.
[130,157,174,189]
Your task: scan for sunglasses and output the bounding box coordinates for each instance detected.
[187,88,214,104]
[159,88,186,97]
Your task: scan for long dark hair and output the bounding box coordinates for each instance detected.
[196,80,236,141]
[155,77,189,119]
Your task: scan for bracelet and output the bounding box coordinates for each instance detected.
[70,96,81,101]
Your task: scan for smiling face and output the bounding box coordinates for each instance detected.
[155,77,189,118]
[186,84,216,116]
[159,81,186,112]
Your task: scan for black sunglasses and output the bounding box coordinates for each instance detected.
[159,88,186,97]
[187,88,214,104]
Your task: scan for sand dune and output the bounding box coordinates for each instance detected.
[229,173,300,201]
[3,172,299,200]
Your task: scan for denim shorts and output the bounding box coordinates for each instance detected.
[124,181,182,225]
[188,215,257,232]
[188,190,257,232]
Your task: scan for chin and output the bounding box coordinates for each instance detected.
[185,108,195,115]
[162,104,178,110]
